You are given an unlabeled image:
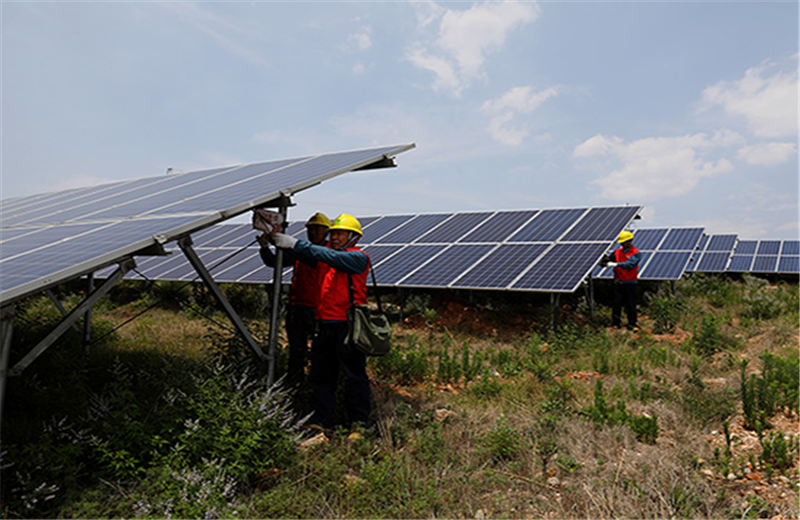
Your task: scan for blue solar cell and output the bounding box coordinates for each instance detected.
[358,215,415,244]
[453,244,548,289]
[707,235,737,252]
[512,242,609,292]
[359,245,404,267]
[561,206,640,242]
[458,210,539,243]
[400,244,495,287]
[752,256,778,273]
[781,240,800,255]
[200,225,252,247]
[659,228,704,251]
[735,241,758,255]
[728,255,754,272]
[639,251,692,280]
[777,256,799,274]
[695,235,709,252]
[212,251,275,283]
[630,228,668,250]
[696,252,730,272]
[374,214,451,244]
[508,209,582,242]
[757,241,781,255]
[372,245,446,285]
[416,212,493,243]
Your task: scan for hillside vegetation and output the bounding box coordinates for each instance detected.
[2,274,798,519]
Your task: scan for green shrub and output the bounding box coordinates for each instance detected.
[480,417,523,462]
[646,292,686,334]
[691,315,726,356]
[372,335,430,384]
[759,431,798,474]
[741,351,800,430]
[580,379,659,444]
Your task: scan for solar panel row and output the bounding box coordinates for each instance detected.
[0,144,415,305]
[101,206,642,294]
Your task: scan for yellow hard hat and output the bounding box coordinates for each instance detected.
[618,230,634,244]
[330,213,362,236]
[305,212,331,229]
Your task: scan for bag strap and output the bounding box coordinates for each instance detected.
[347,263,383,313]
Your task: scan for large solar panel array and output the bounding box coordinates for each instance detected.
[726,239,799,274]
[105,206,642,294]
[0,144,415,305]
[592,227,705,281]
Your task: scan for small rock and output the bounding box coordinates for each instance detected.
[728,473,737,481]
[547,476,560,487]
[476,509,486,520]
[746,472,762,482]
[700,469,715,479]
[299,432,328,450]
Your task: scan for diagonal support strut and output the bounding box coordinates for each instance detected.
[178,236,267,361]
[9,258,135,377]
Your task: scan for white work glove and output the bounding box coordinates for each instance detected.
[606,262,618,267]
[270,232,297,249]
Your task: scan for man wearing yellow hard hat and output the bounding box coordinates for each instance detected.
[604,230,642,332]
[258,212,330,390]
[270,213,372,434]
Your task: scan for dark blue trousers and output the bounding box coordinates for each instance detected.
[308,321,372,429]
[612,282,638,328]
[285,304,317,388]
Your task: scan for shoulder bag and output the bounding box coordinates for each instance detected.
[346,265,392,356]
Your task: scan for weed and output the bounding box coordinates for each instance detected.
[480,416,523,462]
[646,292,685,334]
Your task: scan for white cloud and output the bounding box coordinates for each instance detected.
[481,85,560,145]
[699,61,798,139]
[736,142,797,166]
[347,26,373,51]
[575,131,745,201]
[407,1,539,96]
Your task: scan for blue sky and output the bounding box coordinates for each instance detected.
[3,1,798,239]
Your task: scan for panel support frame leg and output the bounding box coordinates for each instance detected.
[178,237,267,362]
[0,304,15,437]
[9,259,135,377]
[266,198,290,386]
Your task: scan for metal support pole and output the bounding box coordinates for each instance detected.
[267,199,289,386]
[0,305,15,437]
[587,273,595,320]
[179,237,266,361]
[84,273,94,355]
[46,290,82,333]
[398,288,406,323]
[10,259,134,377]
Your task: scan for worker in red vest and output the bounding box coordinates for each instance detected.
[604,230,642,332]
[270,213,371,434]
[258,212,330,389]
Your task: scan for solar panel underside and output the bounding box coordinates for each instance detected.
[1,144,414,304]
[593,227,704,281]
[101,205,641,294]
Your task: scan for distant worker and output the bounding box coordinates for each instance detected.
[603,230,642,332]
[258,212,330,389]
[270,214,372,434]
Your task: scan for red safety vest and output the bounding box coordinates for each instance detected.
[316,247,370,321]
[613,246,640,282]
[289,258,323,308]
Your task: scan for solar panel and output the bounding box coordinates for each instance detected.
[372,245,447,285]
[359,215,416,244]
[507,208,580,242]
[777,256,800,274]
[416,212,493,243]
[373,214,451,244]
[458,210,539,243]
[512,242,610,292]
[451,244,549,290]
[398,244,496,287]
[781,240,800,255]
[687,234,737,272]
[1,143,414,304]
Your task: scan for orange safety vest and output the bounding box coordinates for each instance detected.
[613,246,640,282]
[316,247,370,321]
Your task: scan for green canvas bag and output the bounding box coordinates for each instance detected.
[346,265,392,356]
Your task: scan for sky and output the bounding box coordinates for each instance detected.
[2,1,798,240]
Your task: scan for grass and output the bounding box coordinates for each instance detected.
[2,276,798,519]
